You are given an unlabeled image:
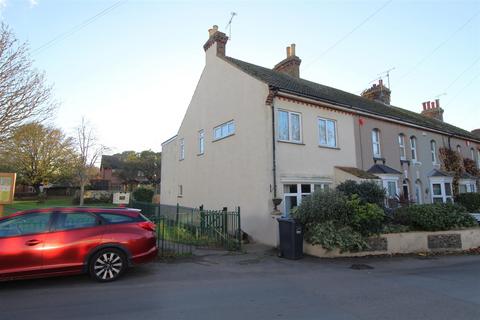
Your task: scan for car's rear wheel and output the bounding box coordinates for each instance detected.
[89,248,127,282]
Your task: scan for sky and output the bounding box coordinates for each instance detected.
[1,0,479,153]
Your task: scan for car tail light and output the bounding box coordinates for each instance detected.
[138,221,156,232]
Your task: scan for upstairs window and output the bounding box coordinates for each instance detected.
[198,130,205,155]
[456,145,462,154]
[430,140,437,164]
[478,150,480,168]
[214,120,235,140]
[410,136,418,161]
[278,110,302,143]
[179,138,185,161]
[398,134,406,160]
[371,129,381,157]
[470,148,475,160]
[318,118,337,148]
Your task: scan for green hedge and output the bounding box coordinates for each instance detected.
[455,193,480,212]
[336,180,386,207]
[132,187,154,202]
[393,203,476,232]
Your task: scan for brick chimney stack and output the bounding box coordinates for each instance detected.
[420,99,444,122]
[273,44,302,78]
[203,25,228,57]
[361,79,391,105]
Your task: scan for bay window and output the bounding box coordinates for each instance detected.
[430,178,453,203]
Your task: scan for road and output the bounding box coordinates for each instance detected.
[1,245,480,320]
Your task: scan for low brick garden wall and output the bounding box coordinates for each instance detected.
[303,228,480,258]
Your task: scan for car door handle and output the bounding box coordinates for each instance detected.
[25,239,42,246]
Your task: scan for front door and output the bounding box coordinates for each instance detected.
[0,212,53,277]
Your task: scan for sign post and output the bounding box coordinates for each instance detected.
[0,173,16,217]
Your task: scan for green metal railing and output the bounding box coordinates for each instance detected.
[130,201,241,256]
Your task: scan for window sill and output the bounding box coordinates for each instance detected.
[278,140,304,146]
[197,153,204,157]
[400,159,410,165]
[177,195,183,198]
[412,161,422,166]
[213,133,235,143]
[179,159,184,162]
[318,145,340,150]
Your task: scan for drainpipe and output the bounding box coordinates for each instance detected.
[271,102,278,199]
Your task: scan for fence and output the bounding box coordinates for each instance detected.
[130,201,241,257]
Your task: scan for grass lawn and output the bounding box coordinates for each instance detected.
[2,197,117,216]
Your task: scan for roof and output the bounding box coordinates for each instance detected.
[428,169,454,177]
[335,166,379,179]
[224,56,479,142]
[367,164,402,175]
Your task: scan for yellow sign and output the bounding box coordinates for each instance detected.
[0,173,16,204]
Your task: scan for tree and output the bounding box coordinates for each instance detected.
[75,118,107,206]
[0,24,56,143]
[0,123,76,192]
[137,150,161,185]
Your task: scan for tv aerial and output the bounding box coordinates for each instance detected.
[225,12,237,39]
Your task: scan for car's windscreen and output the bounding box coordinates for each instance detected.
[0,213,52,237]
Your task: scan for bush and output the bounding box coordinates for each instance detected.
[336,180,385,207]
[455,193,480,212]
[292,190,353,226]
[393,203,476,231]
[132,187,154,202]
[348,196,386,236]
[305,221,367,253]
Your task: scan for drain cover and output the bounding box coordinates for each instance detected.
[350,264,374,270]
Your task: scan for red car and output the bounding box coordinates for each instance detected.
[0,207,158,282]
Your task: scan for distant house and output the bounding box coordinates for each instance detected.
[97,155,148,191]
[161,25,480,246]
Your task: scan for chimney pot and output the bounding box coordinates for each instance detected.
[435,99,440,109]
[203,24,228,56]
[291,43,296,56]
[427,101,431,109]
[286,46,291,57]
[379,79,383,86]
[421,98,444,121]
[422,102,427,110]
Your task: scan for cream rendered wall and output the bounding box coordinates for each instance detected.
[274,98,358,198]
[352,114,480,203]
[161,43,277,245]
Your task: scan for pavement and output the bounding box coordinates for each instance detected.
[1,244,480,320]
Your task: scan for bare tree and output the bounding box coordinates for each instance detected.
[75,118,107,206]
[0,23,56,143]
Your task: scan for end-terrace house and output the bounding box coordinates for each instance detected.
[161,25,480,246]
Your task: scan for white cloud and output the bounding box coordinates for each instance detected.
[29,0,38,8]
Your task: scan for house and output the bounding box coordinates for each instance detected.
[160,25,480,246]
[97,154,149,191]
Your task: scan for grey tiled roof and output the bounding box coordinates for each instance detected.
[224,57,479,142]
[335,166,379,179]
[368,164,402,175]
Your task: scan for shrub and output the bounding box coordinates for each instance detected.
[455,193,480,212]
[292,190,353,226]
[132,187,154,202]
[304,221,367,253]
[348,196,386,236]
[393,203,476,231]
[336,180,385,207]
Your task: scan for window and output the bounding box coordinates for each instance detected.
[198,130,205,155]
[430,179,453,203]
[179,138,185,160]
[410,136,418,161]
[0,213,52,237]
[55,212,97,231]
[398,134,406,160]
[470,148,475,160]
[278,110,302,143]
[318,118,337,148]
[402,179,410,200]
[415,179,423,204]
[213,120,235,140]
[478,150,480,169]
[99,213,138,224]
[283,183,330,217]
[371,129,381,157]
[459,180,477,194]
[457,145,461,154]
[430,140,437,164]
[178,185,183,197]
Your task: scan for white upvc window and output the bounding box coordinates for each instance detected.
[459,179,477,194]
[430,140,437,164]
[372,129,381,157]
[282,183,330,217]
[278,110,302,143]
[414,179,423,204]
[398,134,406,160]
[477,150,480,169]
[318,117,337,148]
[430,178,453,203]
[457,145,462,154]
[213,120,235,141]
[470,148,475,160]
[410,136,418,162]
[198,130,205,155]
[179,138,185,161]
